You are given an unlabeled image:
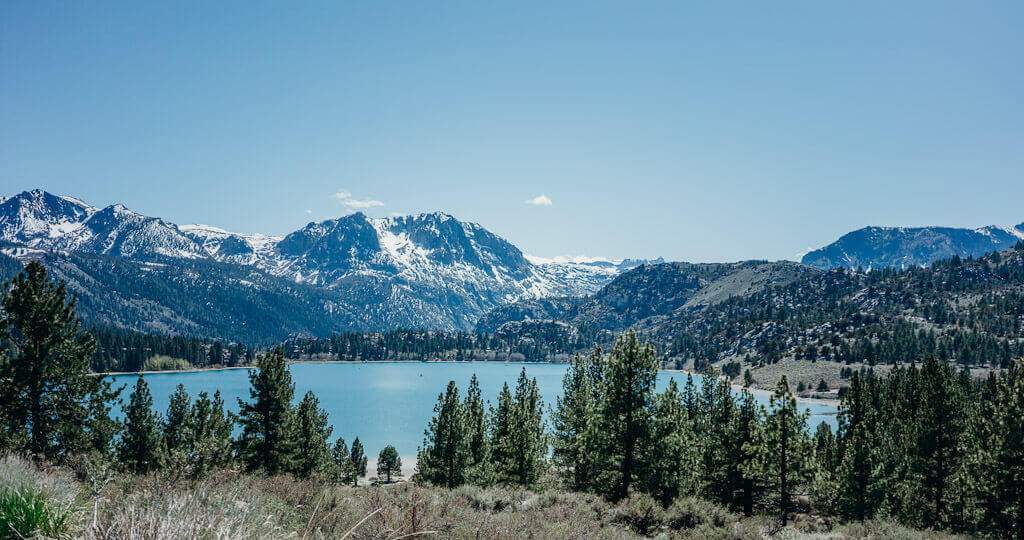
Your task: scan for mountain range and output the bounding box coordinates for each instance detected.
[479,246,1024,375]
[1,188,1022,348]
[802,223,1024,270]
[0,189,653,341]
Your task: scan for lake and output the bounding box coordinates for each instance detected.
[109,362,838,464]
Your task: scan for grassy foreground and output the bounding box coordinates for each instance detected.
[0,456,960,539]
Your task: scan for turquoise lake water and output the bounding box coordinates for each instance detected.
[109,362,838,463]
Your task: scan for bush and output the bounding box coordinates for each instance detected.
[612,493,664,535]
[664,497,738,530]
[0,486,75,539]
[142,355,193,371]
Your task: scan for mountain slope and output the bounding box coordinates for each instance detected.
[479,245,1024,374]
[0,189,649,338]
[0,189,95,245]
[476,260,819,334]
[802,223,1024,270]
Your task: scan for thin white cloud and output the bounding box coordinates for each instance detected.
[343,198,384,209]
[525,194,553,206]
[329,189,385,210]
[305,209,313,214]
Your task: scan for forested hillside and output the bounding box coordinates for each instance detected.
[478,243,1024,382]
[89,326,256,373]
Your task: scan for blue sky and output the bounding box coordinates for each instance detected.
[2,1,1022,262]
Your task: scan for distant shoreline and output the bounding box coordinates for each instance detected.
[662,368,840,407]
[98,358,559,376]
[101,359,840,406]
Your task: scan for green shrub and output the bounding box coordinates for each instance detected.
[612,493,664,535]
[142,355,193,371]
[0,486,74,539]
[664,497,738,530]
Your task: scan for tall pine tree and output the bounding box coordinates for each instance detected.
[190,391,233,476]
[291,390,333,478]
[552,353,598,490]
[766,376,809,526]
[348,437,367,486]
[0,261,118,460]
[235,348,296,474]
[118,376,163,474]
[594,330,658,500]
[643,378,692,506]
[417,380,469,488]
[914,356,965,529]
[463,374,491,484]
[492,368,545,486]
[163,384,194,466]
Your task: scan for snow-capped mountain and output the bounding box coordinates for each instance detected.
[0,189,204,259]
[52,203,206,259]
[802,224,1024,270]
[180,224,280,266]
[0,189,648,335]
[525,255,666,298]
[0,189,95,245]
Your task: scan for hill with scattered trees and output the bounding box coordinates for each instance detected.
[476,243,1024,389]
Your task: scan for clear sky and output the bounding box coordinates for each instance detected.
[2,1,1022,262]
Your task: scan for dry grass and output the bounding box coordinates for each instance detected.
[0,455,962,539]
[740,358,890,395]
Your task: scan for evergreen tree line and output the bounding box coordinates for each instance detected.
[116,349,390,484]
[419,330,1024,536]
[283,327,601,363]
[417,331,812,526]
[415,369,546,489]
[0,262,400,485]
[813,356,1024,537]
[89,326,256,373]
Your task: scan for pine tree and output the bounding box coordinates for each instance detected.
[643,378,692,506]
[118,376,163,473]
[766,375,810,526]
[0,261,118,460]
[190,391,233,476]
[235,348,296,474]
[488,383,515,482]
[493,368,545,486]
[552,353,598,490]
[914,356,965,529]
[809,422,840,515]
[463,374,491,484]
[348,437,367,486]
[732,385,768,516]
[163,384,194,466]
[700,378,737,505]
[988,364,1024,536]
[83,381,121,458]
[836,371,881,521]
[292,391,333,478]
[417,381,469,488]
[377,445,402,483]
[594,330,659,500]
[332,437,351,484]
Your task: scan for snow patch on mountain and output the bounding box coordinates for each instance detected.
[1,189,653,330]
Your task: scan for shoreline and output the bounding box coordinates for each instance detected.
[99,358,559,377]
[662,368,840,407]
[101,359,839,407]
